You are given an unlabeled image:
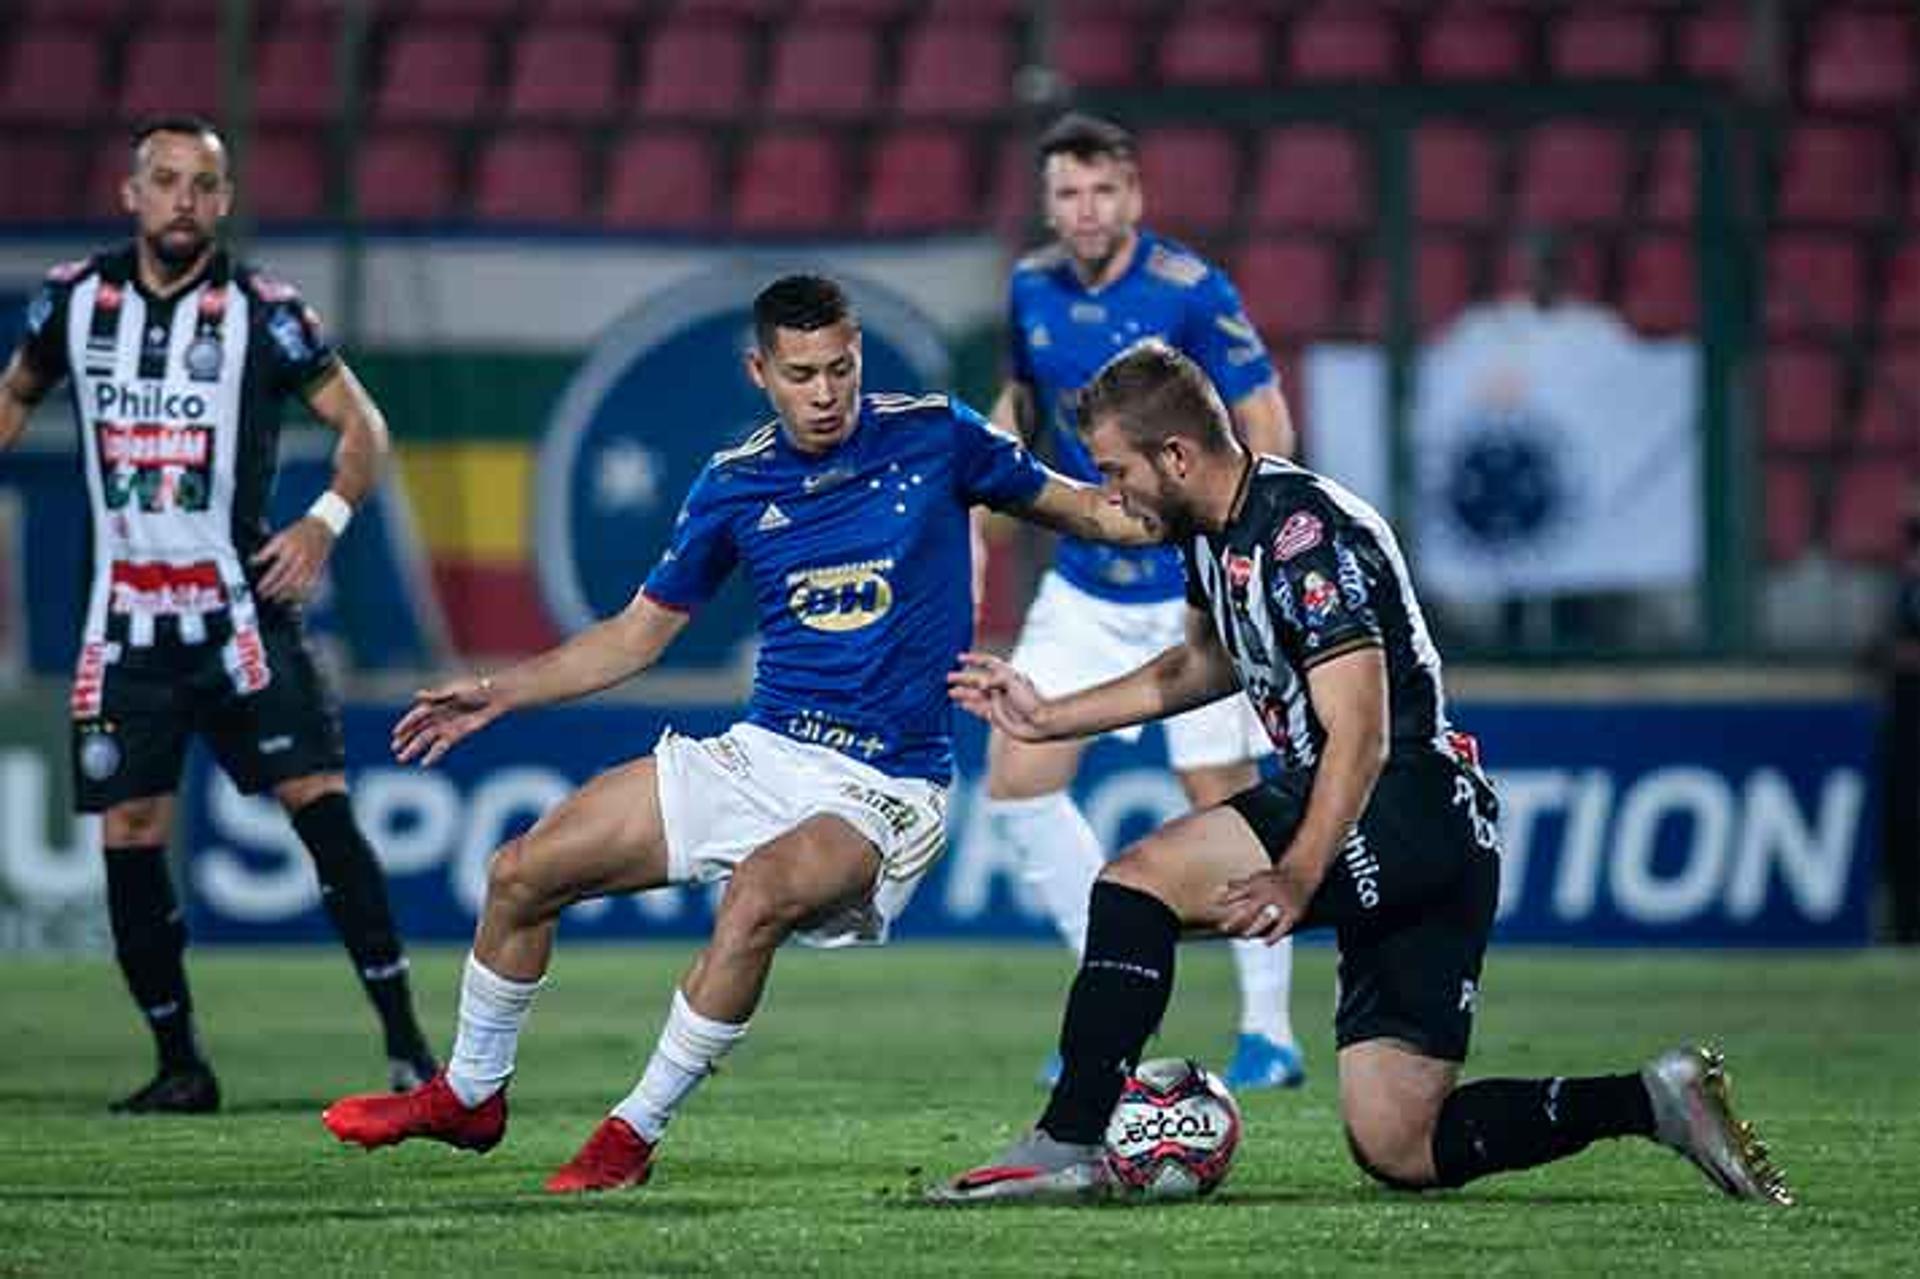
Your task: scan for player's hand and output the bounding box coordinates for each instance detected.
[947,650,1052,741]
[251,517,334,604]
[1217,858,1322,945]
[392,676,503,766]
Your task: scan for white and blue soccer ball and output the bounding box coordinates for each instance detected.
[1103,1057,1242,1199]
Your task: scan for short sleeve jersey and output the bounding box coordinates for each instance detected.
[1181,456,1451,773]
[13,244,340,649]
[643,393,1048,785]
[1007,230,1274,603]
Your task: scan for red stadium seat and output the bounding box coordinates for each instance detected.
[1413,124,1499,227]
[119,33,222,120]
[1494,235,1605,303]
[766,24,878,119]
[1804,11,1914,110]
[255,28,340,126]
[1762,462,1816,563]
[413,0,520,17]
[895,19,1012,118]
[1882,244,1920,335]
[530,0,649,20]
[1645,128,1694,225]
[676,0,785,16]
[1678,6,1752,81]
[0,137,85,222]
[374,27,494,125]
[798,0,918,17]
[1516,124,1630,224]
[862,128,977,232]
[1829,458,1910,564]
[636,20,751,120]
[246,131,328,224]
[22,0,135,25]
[1055,7,1141,89]
[1354,235,1478,337]
[602,131,720,231]
[733,131,845,233]
[474,132,589,224]
[355,131,460,223]
[1137,126,1240,236]
[1762,346,1843,452]
[1776,124,1896,226]
[1233,238,1344,343]
[1620,236,1696,335]
[1158,9,1271,87]
[1253,127,1370,232]
[0,32,106,124]
[1766,234,1867,337]
[1857,346,1920,451]
[990,135,1034,235]
[1286,9,1397,83]
[1418,7,1526,82]
[505,26,621,123]
[1550,11,1660,80]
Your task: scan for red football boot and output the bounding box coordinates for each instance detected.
[322,1072,506,1153]
[545,1116,655,1193]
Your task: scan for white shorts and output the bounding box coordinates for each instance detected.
[1009,571,1274,772]
[652,721,948,948]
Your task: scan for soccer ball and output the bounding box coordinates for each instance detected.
[1103,1057,1242,1199]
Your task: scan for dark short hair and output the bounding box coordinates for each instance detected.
[130,115,228,176]
[1077,340,1233,454]
[752,274,855,352]
[1036,112,1136,168]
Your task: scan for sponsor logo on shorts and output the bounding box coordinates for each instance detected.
[1341,828,1382,909]
[785,559,894,633]
[79,725,122,781]
[71,640,111,718]
[837,781,921,837]
[1459,978,1478,1014]
[224,625,272,695]
[258,735,294,755]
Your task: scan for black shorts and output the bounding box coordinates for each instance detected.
[71,614,345,813]
[1226,748,1501,1063]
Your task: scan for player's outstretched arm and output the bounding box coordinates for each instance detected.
[0,351,52,452]
[1016,473,1160,546]
[253,362,390,604]
[1221,643,1388,942]
[950,609,1238,741]
[392,590,690,766]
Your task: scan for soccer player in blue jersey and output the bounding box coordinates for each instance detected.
[980,113,1306,1089]
[321,274,1151,1192]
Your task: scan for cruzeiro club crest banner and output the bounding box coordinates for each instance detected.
[534,261,950,669]
[1303,303,1700,600]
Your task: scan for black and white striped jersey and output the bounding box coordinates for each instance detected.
[1180,455,1451,772]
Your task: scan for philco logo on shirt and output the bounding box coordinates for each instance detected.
[786,559,894,632]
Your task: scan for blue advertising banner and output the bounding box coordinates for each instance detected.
[178,697,1879,948]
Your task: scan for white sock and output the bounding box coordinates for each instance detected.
[1231,935,1297,1045]
[445,952,544,1107]
[611,988,749,1143]
[985,792,1106,957]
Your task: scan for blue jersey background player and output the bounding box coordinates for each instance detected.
[323,274,1152,1194]
[979,113,1306,1089]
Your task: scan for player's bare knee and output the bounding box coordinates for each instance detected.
[1343,1113,1440,1190]
[710,872,802,955]
[484,837,556,924]
[106,797,171,846]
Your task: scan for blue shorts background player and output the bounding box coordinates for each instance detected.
[323,274,1156,1193]
[979,113,1305,1089]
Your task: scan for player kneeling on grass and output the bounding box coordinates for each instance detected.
[928,340,1792,1207]
[321,274,1154,1192]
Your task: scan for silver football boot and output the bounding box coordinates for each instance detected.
[924,1129,1110,1205]
[1642,1045,1793,1206]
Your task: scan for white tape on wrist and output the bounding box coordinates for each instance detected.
[308,490,353,536]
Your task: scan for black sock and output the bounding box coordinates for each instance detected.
[104,845,204,1073]
[292,793,429,1063]
[1430,1073,1656,1188]
[1038,881,1180,1145]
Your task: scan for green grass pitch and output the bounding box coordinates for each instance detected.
[3,943,1915,1277]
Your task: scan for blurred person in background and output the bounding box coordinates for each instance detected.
[979,112,1306,1090]
[0,116,435,1112]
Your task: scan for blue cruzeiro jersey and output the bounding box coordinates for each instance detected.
[643,393,1049,785]
[1008,229,1275,603]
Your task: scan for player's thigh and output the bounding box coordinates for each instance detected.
[103,794,177,846]
[985,730,1086,799]
[719,813,882,930]
[1103,804,1271,928]
[498,755,674,903]
[1338,1039,1459,1177]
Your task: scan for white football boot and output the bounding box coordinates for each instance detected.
[1642,1045,1793,1206]
[924,1129,1110,1205]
